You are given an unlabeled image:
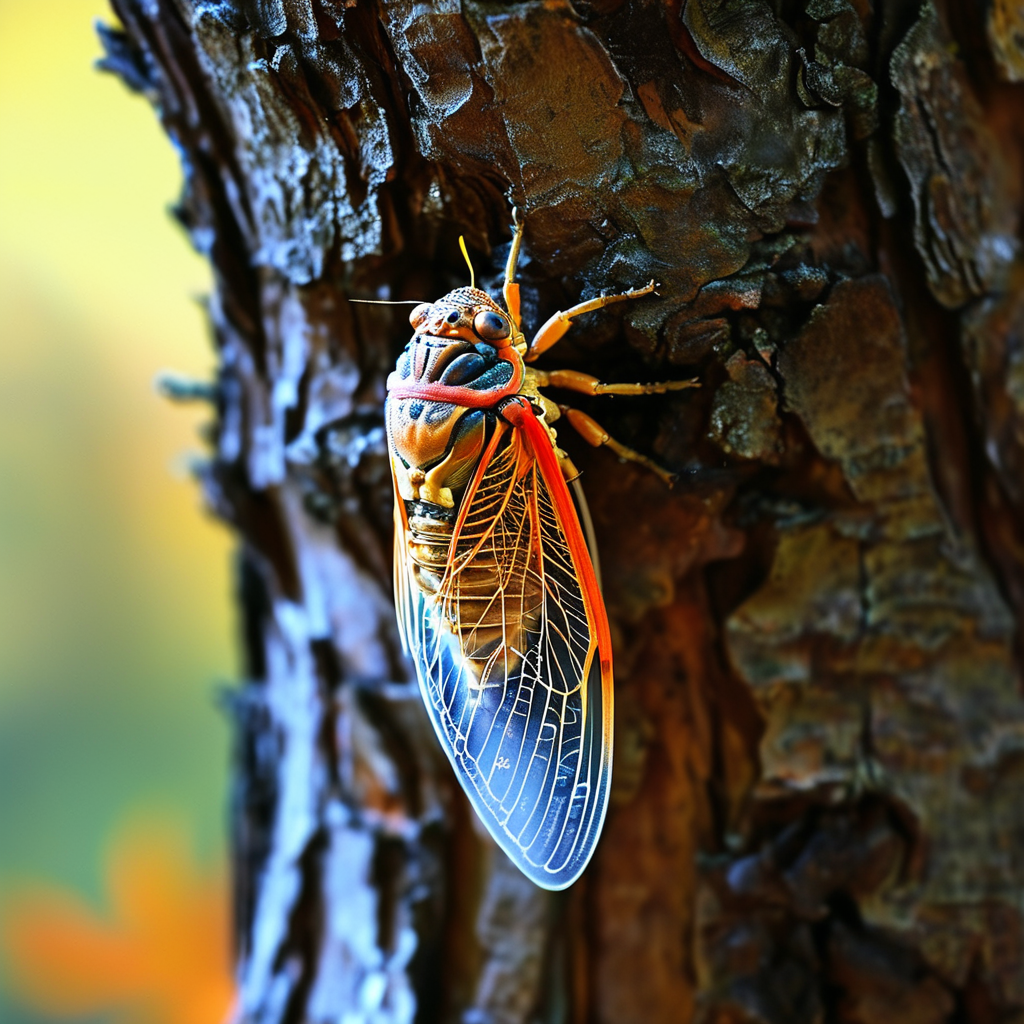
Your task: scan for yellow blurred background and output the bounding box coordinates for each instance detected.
[0,1,234,1020]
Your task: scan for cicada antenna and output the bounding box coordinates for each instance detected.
[458,235,475,289]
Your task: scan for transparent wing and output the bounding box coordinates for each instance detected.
[394,408,613,890]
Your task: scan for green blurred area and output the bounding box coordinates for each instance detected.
[0,1,234,1019]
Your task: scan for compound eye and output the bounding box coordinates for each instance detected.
[473,310,510,343]
[409,303,431,329]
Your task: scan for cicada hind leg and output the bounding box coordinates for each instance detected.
[557,405,677,487]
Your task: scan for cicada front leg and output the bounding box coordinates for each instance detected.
[503,207,525,330]
[526,281,658,362]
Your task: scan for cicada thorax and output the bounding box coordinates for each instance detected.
[386,287,541,678]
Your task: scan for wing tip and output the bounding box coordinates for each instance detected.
[517,859,592,891]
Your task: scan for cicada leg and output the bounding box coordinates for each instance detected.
[503,208,525,330]
[532,368,699,397]
[526,280,657,362]
[558,404,676,486]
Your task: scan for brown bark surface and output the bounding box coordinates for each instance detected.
[104,1,1024,1021]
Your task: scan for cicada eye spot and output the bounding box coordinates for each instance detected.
[473,310,510,343]
[446,310,461,324]
[409,303,431,329]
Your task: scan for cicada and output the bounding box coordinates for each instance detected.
[385,214,695,889]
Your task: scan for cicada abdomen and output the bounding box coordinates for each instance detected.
[384,220,697,889]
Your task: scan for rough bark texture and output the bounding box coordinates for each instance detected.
[104,1,1024,1021]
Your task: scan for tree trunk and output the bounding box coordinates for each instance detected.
[103,1,1024,1021]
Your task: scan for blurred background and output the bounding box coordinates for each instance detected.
[0,1,235,1021]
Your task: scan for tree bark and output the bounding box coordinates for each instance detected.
[103,1,1024,1021]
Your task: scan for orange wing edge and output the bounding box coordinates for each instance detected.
[500,397,614,793]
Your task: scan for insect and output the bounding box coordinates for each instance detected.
[384,213,696,889]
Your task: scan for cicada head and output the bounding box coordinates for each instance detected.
[387,287,524,510]
[408,287,519,350]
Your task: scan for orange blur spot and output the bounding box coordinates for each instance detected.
[1,820,234,1024]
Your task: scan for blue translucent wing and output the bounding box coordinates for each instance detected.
[393,421,613,890]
